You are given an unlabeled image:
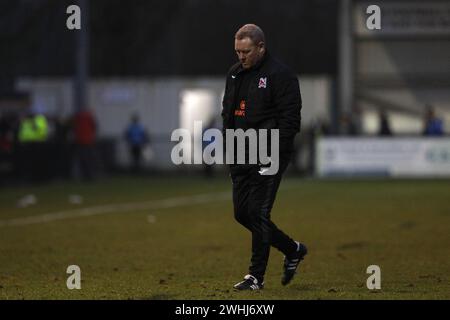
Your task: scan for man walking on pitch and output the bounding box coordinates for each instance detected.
[221,24,307,290]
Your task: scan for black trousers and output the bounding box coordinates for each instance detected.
[230,153,297,282]
[130,145,143,173]
[74,144,96,181]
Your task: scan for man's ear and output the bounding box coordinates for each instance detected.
[258,42,265,54]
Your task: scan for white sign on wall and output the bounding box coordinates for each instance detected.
[316,138,450,177]
[355,2,450,36]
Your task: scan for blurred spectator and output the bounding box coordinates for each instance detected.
[341,107,362,136]
[18,112,49,142]
[378,110,392,136]
[202,117,217,178]
[312,118,331,136]
[423,105,444,136]
[0,114,13,155]
[301,119,331,175]
[341,112,358,136]
[53,116,72,179]
[0,114,14,183]
[17,110,49,182]
[124,114,149,173]
[73,108,97,181]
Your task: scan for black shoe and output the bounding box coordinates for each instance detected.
[233,274,264,291]
[281,241,307,286]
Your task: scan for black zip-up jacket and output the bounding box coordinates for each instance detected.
[221,52,302,154]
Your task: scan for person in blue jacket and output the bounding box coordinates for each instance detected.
[125,114,149,173]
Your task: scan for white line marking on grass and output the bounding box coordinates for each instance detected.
[0,191,231,227]
[0,182,298,228]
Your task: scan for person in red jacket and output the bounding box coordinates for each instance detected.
[73,108,97,180]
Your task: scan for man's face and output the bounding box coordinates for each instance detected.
[234,37,265,69]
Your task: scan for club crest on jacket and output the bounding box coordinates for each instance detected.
[258,77,267,89]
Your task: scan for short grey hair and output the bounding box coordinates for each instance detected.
[235,24,265,45]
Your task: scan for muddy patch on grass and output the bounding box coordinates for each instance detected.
[199,245,225,252]
[146,293,175,300]
[397,221,417,230]
[336,241,369,250]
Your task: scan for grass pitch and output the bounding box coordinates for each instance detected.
[0,176,449,299]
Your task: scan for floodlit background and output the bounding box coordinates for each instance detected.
[0,0,449,299]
